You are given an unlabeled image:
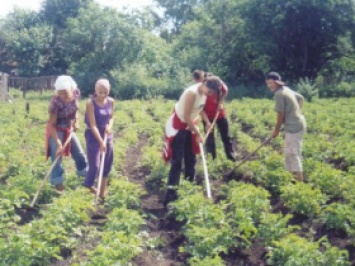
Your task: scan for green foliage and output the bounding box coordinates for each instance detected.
[0,199,20,232]
[174,194,227,227]
[104,178,146,209]
[267,234,349,266]
[257,213,299,246]
[40,0,93,29]
[104,208,144,236]
[297,77,318,102]
[335,82,355,97]
[4,24,54,76]
[226,181,271,224]
[321,203,355,237]
[189,255,225,266]
[241,0,355,80]
[86,207,144,265]
[65,3,144,95]
[86,231,143,266]
[183,225,234,259]
[307,162,346,199]
[281,183,328,217]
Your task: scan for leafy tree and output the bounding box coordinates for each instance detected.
[8,25,53,76]
[124,7,163,33]
[240,0,355,80]
[154,0,208,34]
[64,2,144,94]
[40,0,93,29]
[171,0,266,88]
[0,8,52,76]
[38,0,94,75]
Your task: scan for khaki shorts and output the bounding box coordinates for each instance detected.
[284,131,303,172]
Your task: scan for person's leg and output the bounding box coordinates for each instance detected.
[100,137,114,198]
[83,131,100,191]
[184,131,196,181]
[70,133,87,177]
[165,130,186,206]
[203,120,216,159]
[293,171,303,182]
[217,117,235,161]
[48,131,65,190]
[284,131,304,182]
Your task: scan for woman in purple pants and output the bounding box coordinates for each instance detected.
[83,79,114,198]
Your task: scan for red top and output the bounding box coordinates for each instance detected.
[203,81,228,120]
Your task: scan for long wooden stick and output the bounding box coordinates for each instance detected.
[227,137,272,178]
[199,142,212,199]
[30,132,73,208]
[95,134,107,211]
[203,111,220,144]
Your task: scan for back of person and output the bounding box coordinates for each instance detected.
[274,86,305,133]
[175,83,206,122]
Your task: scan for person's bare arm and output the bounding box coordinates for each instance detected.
[271,112,284,138]
[184,91,203,142]
[48,113,63,156]
[105,98,114,134]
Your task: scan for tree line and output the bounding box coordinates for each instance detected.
[1,0,355,99]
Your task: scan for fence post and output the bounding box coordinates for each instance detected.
[22,78,27,99]
[26,102,30,117]
[0,73,9,101]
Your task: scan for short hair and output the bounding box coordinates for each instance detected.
[193,70,205,81]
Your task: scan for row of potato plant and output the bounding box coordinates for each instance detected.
[225,100,352,264]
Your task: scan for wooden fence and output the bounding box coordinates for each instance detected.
[8,75,58,98]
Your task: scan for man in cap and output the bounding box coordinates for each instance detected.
[266,72,306,182]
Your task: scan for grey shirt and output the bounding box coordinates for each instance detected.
[274,86,306,133]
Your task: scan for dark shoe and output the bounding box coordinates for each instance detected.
[227,154,236,162]
[184,175,195,182]
[55,184,64,194]
[164,188,178,208]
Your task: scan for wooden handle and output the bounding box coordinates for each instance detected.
[203,111,220,144]
[95,134,108,210]
[227,137,271,178]
[29,132,73,208]
[199,142,212,199]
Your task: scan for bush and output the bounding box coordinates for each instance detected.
[110,63,190,100]
[280,183,327,217]
[335,81,355,97]
[297,77,318,102]
[267,234,349,266]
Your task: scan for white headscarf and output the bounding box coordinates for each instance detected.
[54,75,77,91]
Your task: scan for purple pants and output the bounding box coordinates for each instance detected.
[83,129,113,187]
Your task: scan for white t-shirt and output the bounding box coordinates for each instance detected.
[175,83,206,123]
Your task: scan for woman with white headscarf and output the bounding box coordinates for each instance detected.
[46,75,87,192]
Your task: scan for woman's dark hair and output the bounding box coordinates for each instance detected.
[193,69,205,81]
[203,72,213,79]
[204,75,222,105]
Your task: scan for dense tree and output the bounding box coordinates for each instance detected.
[1,0,355,98]
[64,2,144,94]
[154,0,207,34]
[0,8,52,76]
[40,0,93,29]
[39,0,94,75]
[111,31,190,99]
[172,0,267,87]
[240,0,355,80]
